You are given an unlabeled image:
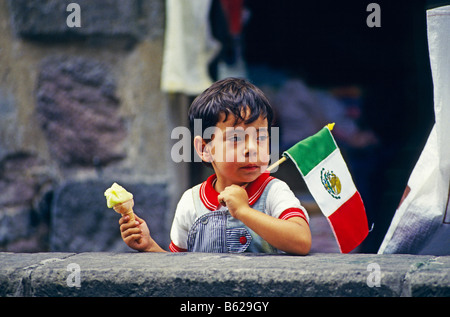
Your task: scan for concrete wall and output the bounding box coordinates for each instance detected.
[0,252,448,297]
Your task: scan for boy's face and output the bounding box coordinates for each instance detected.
[201,110,270,189]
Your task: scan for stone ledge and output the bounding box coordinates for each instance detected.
[0,252,448,297]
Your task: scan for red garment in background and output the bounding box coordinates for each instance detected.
[220,0,243,36]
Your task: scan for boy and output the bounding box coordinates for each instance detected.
[120,78,311,255]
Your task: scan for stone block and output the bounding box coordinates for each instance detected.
[49,180,169,252]
[0,252,74,296]
[0,152,54,250]
[408,256,450,296]
[8,0,148,41]
[36,55,126,167]
[0,252,449,297]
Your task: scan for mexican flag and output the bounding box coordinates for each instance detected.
[283,124,369,253]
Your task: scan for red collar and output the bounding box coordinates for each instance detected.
[199,172,275,211]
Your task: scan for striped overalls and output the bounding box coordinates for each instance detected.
[186,179,279,253]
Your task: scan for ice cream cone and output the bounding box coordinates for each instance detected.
[105,183,142,243]
[113,198,142,244]
[113,198,135,223]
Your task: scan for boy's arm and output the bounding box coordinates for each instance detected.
[236,208,311,255]
[218,185,311,255]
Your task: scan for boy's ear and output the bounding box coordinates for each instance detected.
[193,136,212,163]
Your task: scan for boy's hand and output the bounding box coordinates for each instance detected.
[119,213,152,252]
[218,185,251,220]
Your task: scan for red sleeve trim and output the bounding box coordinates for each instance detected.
[169,241,187,252]
[279,208,309,225]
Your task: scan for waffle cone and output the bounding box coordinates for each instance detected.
[113,199,135,223]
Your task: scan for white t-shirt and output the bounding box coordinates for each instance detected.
[169,172,309,252]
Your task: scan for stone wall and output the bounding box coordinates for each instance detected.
[0,252,448,297]
[0,0,182,252]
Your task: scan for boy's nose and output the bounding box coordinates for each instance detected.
[244,137,258,157]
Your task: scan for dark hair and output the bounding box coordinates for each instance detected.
[188,77,273,137]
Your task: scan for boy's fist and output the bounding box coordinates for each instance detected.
[119,214,151,252]
[218,185,250,219]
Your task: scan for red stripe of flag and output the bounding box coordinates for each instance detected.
[327,191,369,253]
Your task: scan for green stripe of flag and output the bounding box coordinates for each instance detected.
[282,126,337,176]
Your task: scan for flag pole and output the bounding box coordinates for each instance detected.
[266,123,335,173]
[266,156,286,172]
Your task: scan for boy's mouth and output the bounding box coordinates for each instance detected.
[241,164,260,171]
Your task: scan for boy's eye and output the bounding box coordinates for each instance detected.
[258,135,268,142]
[229,135,243,142]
